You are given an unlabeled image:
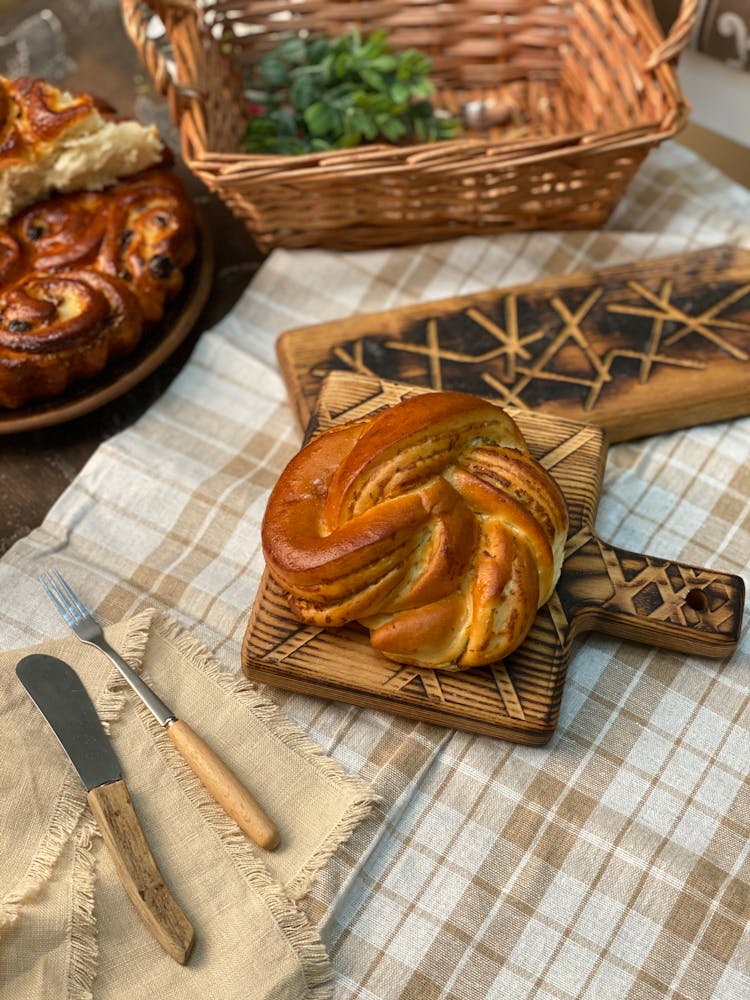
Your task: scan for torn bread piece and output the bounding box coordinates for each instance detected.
[0,76,164,225]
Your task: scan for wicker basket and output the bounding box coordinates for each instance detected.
[122,0,698,252]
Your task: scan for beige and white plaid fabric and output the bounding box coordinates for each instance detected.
[1,141,749,999]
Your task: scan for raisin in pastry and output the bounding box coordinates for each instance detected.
[0,267,143,408]
[97,168,197,323]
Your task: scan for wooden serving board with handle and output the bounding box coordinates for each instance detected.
[276,245,750,443]
[242,372,745,745]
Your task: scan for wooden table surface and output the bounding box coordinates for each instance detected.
[0,0,264,555]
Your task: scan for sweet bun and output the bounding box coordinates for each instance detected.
[0,268,143,409]
[12,189,106,271]
[97,169,197,322]
[262,392,569,671]
[0,168,196,409]
[0,76,163,224]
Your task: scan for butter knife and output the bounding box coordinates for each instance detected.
[16,653,195,964]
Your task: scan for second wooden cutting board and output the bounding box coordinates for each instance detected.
[277,245,750,442]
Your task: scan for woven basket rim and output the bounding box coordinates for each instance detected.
[185,117,688,164]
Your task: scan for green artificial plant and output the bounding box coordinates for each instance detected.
[243,29,461,155]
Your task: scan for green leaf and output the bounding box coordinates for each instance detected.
[410,77,434,99]
[371,55,397,73]
[400,48,431,76]
[352,108,378,139]
[333,50,351,79]
[260,56,289,89]
[361,67,387,92]
[380,117,407,142]
[363,29,387,55]
[307,36,330,63]
[337,129,362,148]
[289,73,316,110]
[389,81,410,105]
[303,101,332,137]
[278,35,307,66]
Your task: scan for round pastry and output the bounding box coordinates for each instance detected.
[0,267,143,409]
[262,392,569,671]
[97,168,197,323]
[0,77,197,410]
[0,163,197,409]
[11,189,107,271]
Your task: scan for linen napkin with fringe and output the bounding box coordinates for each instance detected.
[0,609,375,999]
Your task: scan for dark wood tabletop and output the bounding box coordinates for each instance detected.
[0,0,264,555]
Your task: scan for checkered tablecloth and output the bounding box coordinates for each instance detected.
[1,141,749,999]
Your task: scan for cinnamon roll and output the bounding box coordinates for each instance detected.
[0,268,143,408]
[12,190,106,271]
[0,80,198,410]
[97,168,197,323]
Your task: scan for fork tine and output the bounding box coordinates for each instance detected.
[51,568,89,620]
[39,570,77,627]
[39,568,89,626]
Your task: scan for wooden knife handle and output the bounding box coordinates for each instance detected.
[562,538,745,657]
[87,779,195,965]
[166,719,280,850]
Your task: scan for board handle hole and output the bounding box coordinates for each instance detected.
[685,588,709,612]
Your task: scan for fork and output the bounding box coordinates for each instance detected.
[40,568,280,851]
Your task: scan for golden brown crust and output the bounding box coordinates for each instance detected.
[262,392,569,670]
[12,190,106,270]
[0,268,143,408]
[0,76,165,224]
[0,159,196,410]
[97,169,197,323]
[0,77,95,167]
[0,230,22,286]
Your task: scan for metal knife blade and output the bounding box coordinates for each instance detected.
[15,653,195,964]
[16,654,121,791]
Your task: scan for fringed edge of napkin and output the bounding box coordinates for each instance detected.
[68,813,98,1000]
[0,612,153,937]
[148,612,378,903]
[111,611,377,999]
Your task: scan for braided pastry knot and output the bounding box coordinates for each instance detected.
[262,392,569,671]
